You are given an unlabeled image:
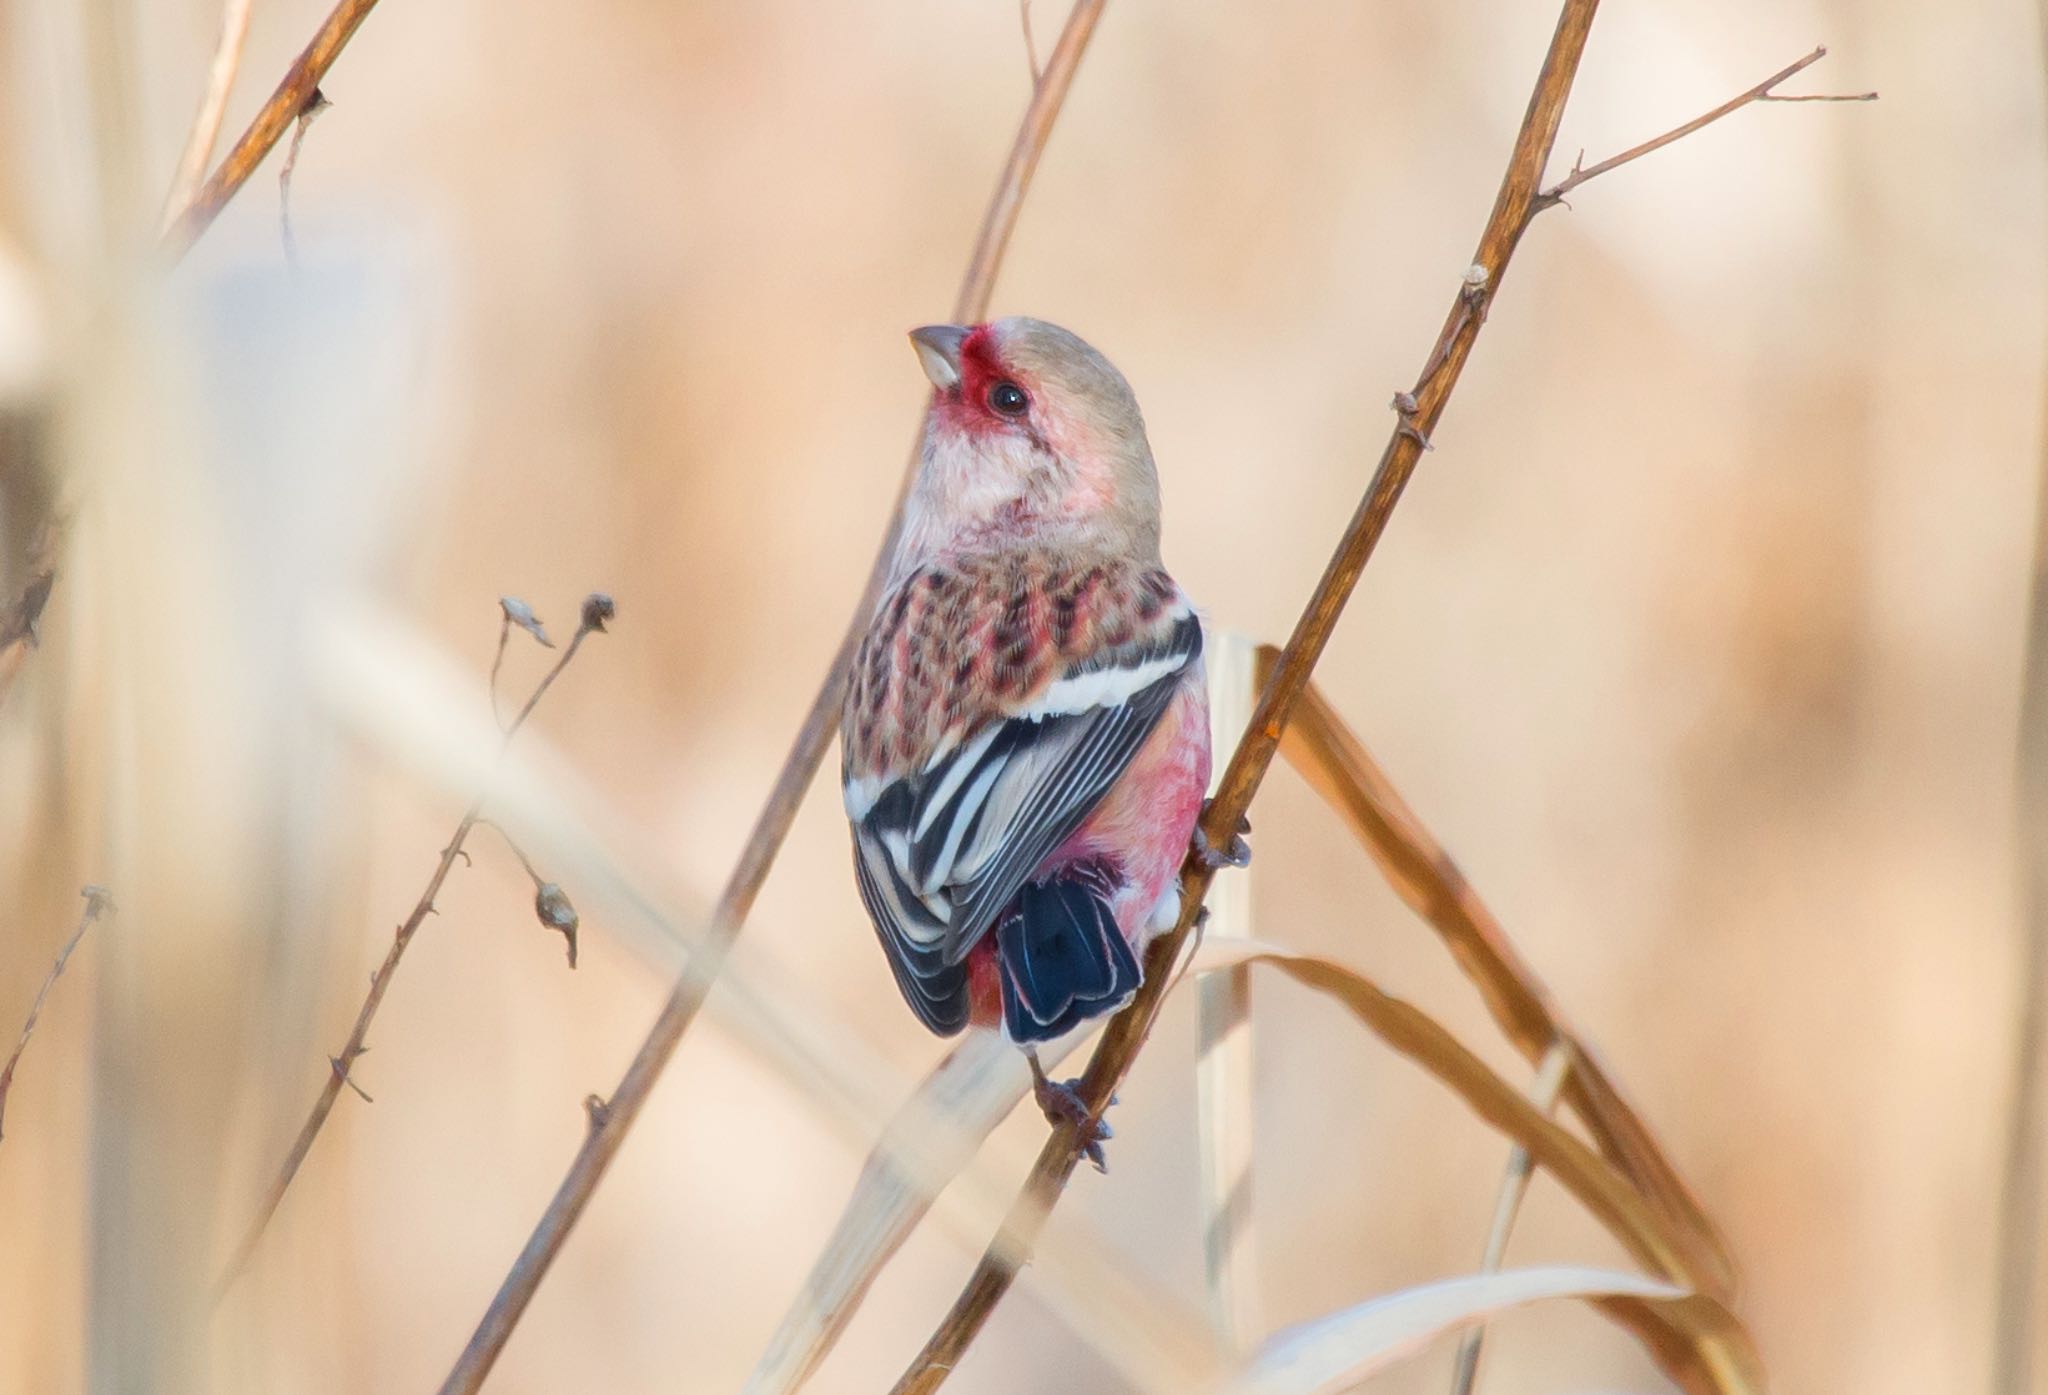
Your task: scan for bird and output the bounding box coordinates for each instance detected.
[841,316,1242,1167]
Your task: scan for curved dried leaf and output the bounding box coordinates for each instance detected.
[1262,649,1735,1298]
[1221,1265,1761,1395]
[1200,940,1726,1296]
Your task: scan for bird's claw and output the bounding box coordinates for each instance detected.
[1192,803,1252,870]
[1033,1073,1114,1172]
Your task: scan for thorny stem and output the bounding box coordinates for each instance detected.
[0,887,112,1145]
[215,603,605,1289]
[432,7,1108,1391]
[888,11,1864,1391]
[160,0,383,260]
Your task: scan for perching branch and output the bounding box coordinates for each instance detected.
[1534,46,1875,213]
[888,11,1865,1389]
[216,595,608,1288]
[431,8,1109,1391]
[0,886,111,1146]
[157,0,255,232]
[160,0,383,260]
[887,7,1606,1383]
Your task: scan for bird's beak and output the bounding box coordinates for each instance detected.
[909,324,969,392]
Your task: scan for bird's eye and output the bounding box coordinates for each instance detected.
[988,381,1029,416]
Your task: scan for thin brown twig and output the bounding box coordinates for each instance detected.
[158,0,255,232]
[432,8,1107,1391]
[0,886,112,1146]
[1534,46,1875,212]
[216,597,607,1289]
[160,0,382,261]
[880,8,1881,1389]
[1449,1039,1573,1395]
[888,5,1607,1383]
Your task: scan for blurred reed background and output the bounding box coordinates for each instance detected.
[0,0,2032,1392]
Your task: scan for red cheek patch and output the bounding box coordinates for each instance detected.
[931,324,1020,439]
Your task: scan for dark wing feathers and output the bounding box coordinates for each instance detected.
[848,608,1200,1036]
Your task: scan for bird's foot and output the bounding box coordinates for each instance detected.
[1031,1067,1115,1172]
[1193,803,1252,870]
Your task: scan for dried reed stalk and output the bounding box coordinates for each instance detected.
[433,7,1109,1390]
[1994,9,2048,1362]
[887,16,1871,1388]
[1266,654,1733,1294]
[157,0,255,232]
[215,598,607,1287]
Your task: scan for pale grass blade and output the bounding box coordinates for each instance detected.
[1197,628,1261,1351]
[1220,1265,1759,1395]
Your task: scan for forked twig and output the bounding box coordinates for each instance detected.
[1533,45,1875,212]
[158,0,255,231]
[216,595,608,1288]
[432,7,1108,1391]
[886,10,1863,1388]
[0,886,112,1146]
[161,0,384,260]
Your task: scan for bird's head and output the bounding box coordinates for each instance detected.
[897,317,1161,569]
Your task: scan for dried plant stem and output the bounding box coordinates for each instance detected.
[216,616,601,1287]
[887,10,1861,1390]
[157,0,255,232]
[889,28,1871,1383]
[1535,46,1875,212]
[431,9,1107,1391]
[0,887,111,1145]
[1267,654,1732,1293]
[160,0,381,260]
[887,7,1609,1385]
[1449,1039,1573,1395]
[1993,77,2048,1380]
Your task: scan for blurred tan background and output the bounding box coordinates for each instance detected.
[0,0,2036,1391]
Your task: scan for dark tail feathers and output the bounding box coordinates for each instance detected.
[996,876,1141,1044]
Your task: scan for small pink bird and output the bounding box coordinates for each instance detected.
[842,317,1238,1164]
